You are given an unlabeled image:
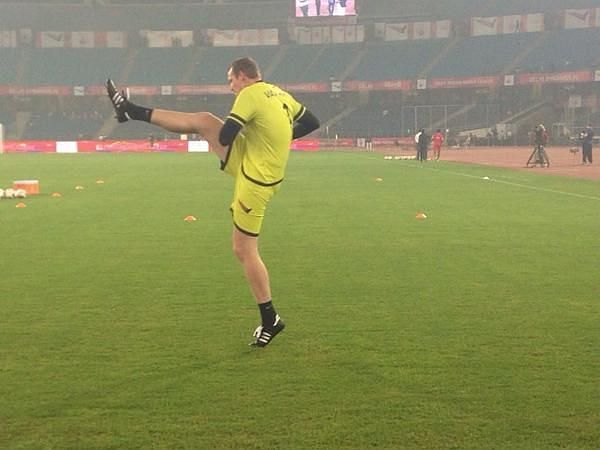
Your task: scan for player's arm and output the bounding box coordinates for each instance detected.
[292,107,320,140]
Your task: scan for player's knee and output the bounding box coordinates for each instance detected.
[232,239,250,262]
[232,241,244,261]
[232,236,259,264]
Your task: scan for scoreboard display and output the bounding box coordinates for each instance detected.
[293,0,357,18]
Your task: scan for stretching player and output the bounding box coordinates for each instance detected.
[106,57,320,347]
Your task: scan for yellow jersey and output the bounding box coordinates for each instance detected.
[227,81,306,185]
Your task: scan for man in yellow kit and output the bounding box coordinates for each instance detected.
[106,57,320,347]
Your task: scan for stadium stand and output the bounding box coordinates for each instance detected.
[0,48,20,84]
[1,0,598,142]
[24,113,105,140]
[267,45,322,84]
[515,28,600,72]
[352,41,446,80]
[427,34,537,78]
[127,48,195,85]
[301,43,362,83]
[190,46,276,84]
[23,48,129,86]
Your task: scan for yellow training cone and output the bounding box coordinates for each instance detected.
[75,185,84,190]
[16,202,26,208]
[375,177,383,182]
[96,180,105,184]
[415,212,427,220]
[52,192,62,198]
[184,215,197,222]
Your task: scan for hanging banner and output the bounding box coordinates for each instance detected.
[502,15,523,34]
[311,27,323,44]
[210,29,279,47]
[142,30,194,47]
[294,26,312,44]
[385,23,410,41]
[471,17,499,36]
[71,31,95,48]
[433,20,451,39]
[385,20,452,41]
[38,31,66,48]
[413,22,431,40]
[564,9,594,29]
[0,30,17,47]
[105,31,127,48]
[526,13,545,32]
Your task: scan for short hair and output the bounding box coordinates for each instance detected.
[230,57,261,79]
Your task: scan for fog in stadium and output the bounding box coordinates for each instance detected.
[1,0,599,167]
[2,2,600,448]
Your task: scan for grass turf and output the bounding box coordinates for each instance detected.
[1,152,599,449]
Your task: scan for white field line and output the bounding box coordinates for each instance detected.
[418,165,600,202]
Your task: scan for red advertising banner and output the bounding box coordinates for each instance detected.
[515,71,593,85]
[290,139,320,151]
[373,136,414,146]
[0,71,595,99]
[429,76,500,89]
[174,84,230,95]
[2,139,320,153]
[279,82,329,93]
[344,80,413,91]
[318,138,355,147]
[0,85,72,96]
[77,140,188,153]
[4,140,57,153]
[84,85,161,96]
[85,85,110,96]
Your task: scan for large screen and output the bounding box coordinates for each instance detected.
[293,0,357,18]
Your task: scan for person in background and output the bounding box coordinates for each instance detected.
[414,128,422,159]
[534,123,548,150]
[417,128,430,162]
[431,129,444,161]
[328,0,335,15]
[297,0,310,16]
[581,124,594,165]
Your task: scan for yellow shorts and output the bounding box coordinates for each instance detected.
[221,137,281,236]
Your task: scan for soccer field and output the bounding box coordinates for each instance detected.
[1,152,599,449]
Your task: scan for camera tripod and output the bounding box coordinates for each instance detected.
[526,144,550,168]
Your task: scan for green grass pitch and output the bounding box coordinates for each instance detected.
[1,152,599,449]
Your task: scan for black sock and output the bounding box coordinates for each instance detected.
[127,101,153,122]
[258,301,277,328]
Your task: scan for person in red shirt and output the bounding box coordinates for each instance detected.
[432,129,445,161]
